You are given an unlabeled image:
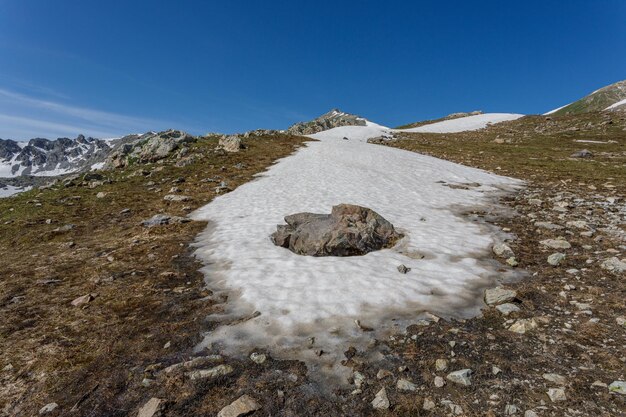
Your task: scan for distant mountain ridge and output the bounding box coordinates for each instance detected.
[547,80,626,115]
[287,109,367,135]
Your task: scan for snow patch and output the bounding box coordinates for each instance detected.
[605,98,626,110]
[0,184,30,198]
[400,113,524,133]
[191,122,523,381]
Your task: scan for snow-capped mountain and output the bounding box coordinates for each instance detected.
[0,135,111,177]
[546,79,626,115]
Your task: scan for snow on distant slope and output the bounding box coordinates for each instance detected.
[0,185,30,198]
[544,103,571,115]
[191,122,522,378]
[605,98,626,110]
[400,113,524,133]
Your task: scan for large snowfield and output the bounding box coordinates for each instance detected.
[191,120,523,376]
[399,113,524,133]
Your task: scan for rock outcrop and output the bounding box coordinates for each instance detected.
[271,204,402,256]
[104,130,195,169]
[287,109,367,135]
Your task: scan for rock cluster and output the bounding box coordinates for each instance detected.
[287,109,367,135]
[104,130,195,169]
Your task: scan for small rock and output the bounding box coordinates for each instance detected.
[39,402,59,415]
[504,404,519,415]
[496,303,520,316]
[493,243,514,258]
[547,387,566,402]
[506,257,519,267]
[446,369,472,386]
[508,318,537,334]
[570,149,593,158]
[397,264,411,274]
[353,371,366,388]
[601,257,626,273]
[423,397,436,411]
[524,411,539,417]
[96,191,107,198]
[485,287,517,306]
[71,293,95,307]
[434,376,446,387]
[547,252,566,266]
[435,359,448,372]
[609,381,626,395]
[492,365,502,375]
[217,395,261,417]
[185,364,233,380]
[376,369,392,379]
[396,378,417,391]
[137,398,164,417]
[540,239,571,250]
[371,387,390,409]
[163,194,191,202]
[219,136,245,153]
[543,373,567,385]
[250,352,266,364]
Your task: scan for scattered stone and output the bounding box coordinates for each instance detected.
[376,369,393,379]
[484,287,517,306]
[570,149,593,158]
[547,252,566,266]
[535,221,563,230]
[163,194,191,202]
[161,355,223,374]
[371,387,390,409]
[504,404,519,415]
[496,303,520,316]
[508,318,537,334]
[540,238,571,249]
[185,364,233,380]
[71,293,95,307]
[218,136,245,153]
[250,352,266,364]
[616,317,626,327]
[601,257,626,273]
[396,378,417,391]
[217,395,260,417]
[492,365,502,375]
[434,376,446,387]
[39,402,59,415]
[397,264,411,274]
[446,369,472,386]
[543,373,567,385]
[524,410,539,417]
[353,371,365,388]
[609,381,626,395]
[271,204,402,256]
[96,191,107,198]
[547,387,567,402]
[493,243,515,258]
[423,397,436,411]
[137,398,164,417]
[141,214,190,227]
[506,257,519,267]
[435,359,448,372]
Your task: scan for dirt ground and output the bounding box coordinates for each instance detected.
[1,112,625,416]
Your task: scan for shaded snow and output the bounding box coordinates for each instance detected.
[400,113,524,133]
[605,98,626,110]
[0,185,30,198]
[191,121,523,380]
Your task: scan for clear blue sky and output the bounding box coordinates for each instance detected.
[0,0,624,139]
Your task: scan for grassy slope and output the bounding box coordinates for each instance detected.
[0,134,309,416]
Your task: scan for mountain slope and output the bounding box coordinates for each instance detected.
[547,79,626,115]
[399,113,524,133]
[286,109,367,135]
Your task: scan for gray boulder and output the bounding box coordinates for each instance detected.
[570,149,593,158]
[219,136,245,152]
[287,109,367,135]
[105,130,195,168]
[271,204,402,256]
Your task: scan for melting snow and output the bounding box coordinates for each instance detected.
[605,98,626,110]
[400,113,524,133]
[0,185,30,198]
[191,121,523,380]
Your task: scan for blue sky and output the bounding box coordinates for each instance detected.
[0,1,624,139]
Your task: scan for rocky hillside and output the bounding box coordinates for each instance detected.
[287,109,367,135]
[0,135,110,177]
[548,79,626,115]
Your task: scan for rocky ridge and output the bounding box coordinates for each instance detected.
[286,109,367,135]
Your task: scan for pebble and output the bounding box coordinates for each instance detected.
[250,352,267,364]
[496,303,520,316]
[508,318,537,334]
[547,387,567,402]
[39,403,59,415]
[484,287,517,306]
[397,264,411,274]
[493,243,515,258]
[547,252,566,266]
[435,358,448,371]
[423,397,436,411]
[396,378,417,391]
[137,398,164,417]
[540,238,571,249]
[434,376,446,387]
[609,381,626,395]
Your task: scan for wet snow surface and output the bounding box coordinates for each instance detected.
[191,122,523,379]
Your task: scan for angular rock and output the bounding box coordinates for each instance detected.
[397,378,417,391]
[141,214,190,227]
[371,387,390,409]
[397,264,410,274]
[71,293,95,307]
[219,136,245,153]
[137,398,165,417]
[163,194,191,202]
[547,387,567,402]
[250,352,266,364]
[217,395,261,417]
[496,303,520,316]
[609,381,626,395]
[185,364,233,380]
[446,369,472,386]
[543,373,567,385]
[39,403,59,415]
[423,397,436,411]
[540,239,571,249]
[484,287,517,306]
[508,318,537,334]
[570,149,593,158]
[271,204,402,257]
[492,243,514,258]
[435,358,449,372]
[601,257,626,273]
[547,252,566,266]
